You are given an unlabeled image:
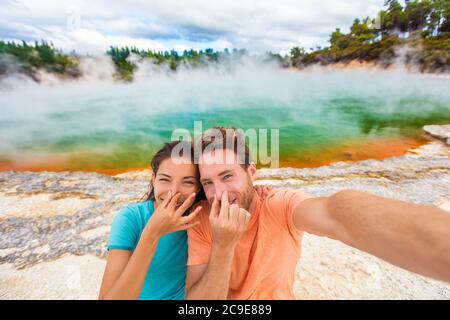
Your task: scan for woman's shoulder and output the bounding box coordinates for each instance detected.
[115,200,154,225]
[108,201,155,250]
[125,200,154,213]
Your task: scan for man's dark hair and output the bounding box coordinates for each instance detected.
[195,126,252,169]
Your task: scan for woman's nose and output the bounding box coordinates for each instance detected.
[170,183,182,196]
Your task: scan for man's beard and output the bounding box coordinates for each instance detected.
[239,175,255,211]
[208,175,255,210]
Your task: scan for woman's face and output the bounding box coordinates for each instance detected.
[152,157,201,208]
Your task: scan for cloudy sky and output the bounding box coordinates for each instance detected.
[0,0,386,54]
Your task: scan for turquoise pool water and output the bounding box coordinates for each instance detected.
[0,68,449,172]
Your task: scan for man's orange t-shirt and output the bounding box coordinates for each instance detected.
[187,188,313,300]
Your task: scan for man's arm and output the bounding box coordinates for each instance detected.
[185,191,251,299]
[185,244,235,300]
[294,190,450,283]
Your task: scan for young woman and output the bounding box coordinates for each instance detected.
[99,140,205,300]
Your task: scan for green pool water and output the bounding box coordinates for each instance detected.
[0,68,449,172]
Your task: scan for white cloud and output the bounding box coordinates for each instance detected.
[0,0,386,54]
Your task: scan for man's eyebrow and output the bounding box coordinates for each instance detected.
[200,170,234,183]
[218,169,234,177]
[200,177,211,183]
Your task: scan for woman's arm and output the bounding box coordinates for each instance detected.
[99,192,202,300]
[98,227,160,300]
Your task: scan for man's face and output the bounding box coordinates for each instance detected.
[199,149,257,210]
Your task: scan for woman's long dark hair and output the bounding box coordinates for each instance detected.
[142,140,206,206]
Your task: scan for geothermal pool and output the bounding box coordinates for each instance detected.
[0,66,449,173]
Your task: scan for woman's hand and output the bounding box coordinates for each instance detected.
[145,192,202,237]
[254,185,273,200]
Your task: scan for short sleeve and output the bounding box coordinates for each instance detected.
[284,189,314,237]
[107,206,140,251]
[267,189,314,238]
[187,207,212,266]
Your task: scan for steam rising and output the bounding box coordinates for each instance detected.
[0,56,449,170]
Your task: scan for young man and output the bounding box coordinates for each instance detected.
[185,127,450,300]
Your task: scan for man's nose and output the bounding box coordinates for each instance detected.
[214,184,226,200]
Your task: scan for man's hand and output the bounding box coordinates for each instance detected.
[209,191,251,249]
[185,191,251,300]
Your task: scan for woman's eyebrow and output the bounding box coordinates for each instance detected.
[158,173,171,178]
[182,176,197,180]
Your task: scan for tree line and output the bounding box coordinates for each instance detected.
[1,0,449,81]
[290,0,450,72]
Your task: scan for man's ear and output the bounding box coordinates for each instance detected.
[247,162,257,181]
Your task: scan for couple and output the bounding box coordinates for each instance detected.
[99,127,450,300]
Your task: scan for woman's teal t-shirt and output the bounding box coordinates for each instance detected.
[107,200,188,300]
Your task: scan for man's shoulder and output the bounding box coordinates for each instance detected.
[190,200,212,229]
[265,188,313,201]
[193,200,211,216]
[263,188,314,210]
